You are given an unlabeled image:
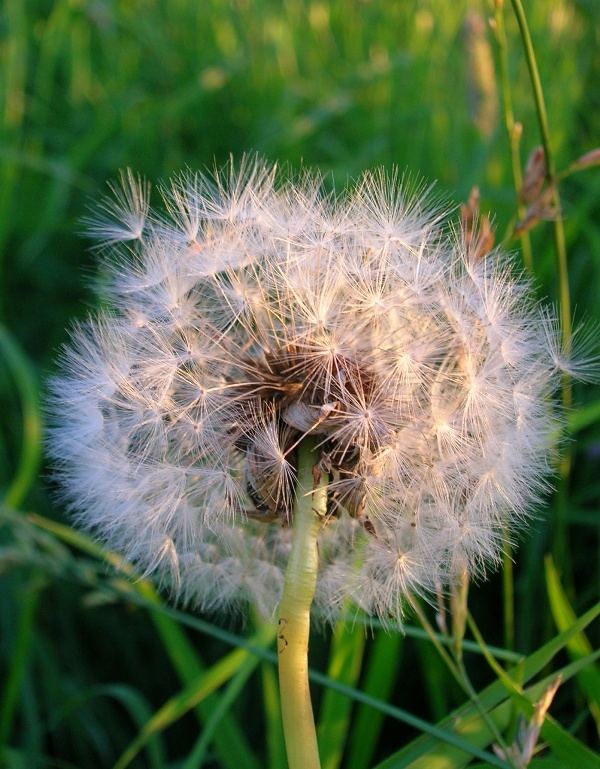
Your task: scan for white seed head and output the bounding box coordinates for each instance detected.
[47,158,586,624]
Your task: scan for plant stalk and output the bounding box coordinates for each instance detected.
[493,0,533,273]
[509,0,573,581]
[277,437,327,769]
[509,0,572,369]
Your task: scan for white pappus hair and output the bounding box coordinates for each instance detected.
[47,157,589,625]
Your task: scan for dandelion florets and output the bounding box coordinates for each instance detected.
[48,158,582,624]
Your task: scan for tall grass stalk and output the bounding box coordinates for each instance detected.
[509,0,574,585]
[508,0,572,370]
[492,0,532,273]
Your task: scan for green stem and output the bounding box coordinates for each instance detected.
[509,0,573,581]
[277,437,327,769]
[410,598,515,764]
[502,534,515,651]
[509,0,572,368]
[493,0,533,272]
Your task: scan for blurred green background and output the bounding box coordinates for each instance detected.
[1,1,599,767]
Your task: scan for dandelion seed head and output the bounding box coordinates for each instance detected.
[47,158,590,624]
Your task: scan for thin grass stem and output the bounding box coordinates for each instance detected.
[508,0,572,369]
[409,598,515,764]
[502,535,515,651]
[493,1,533,272]
[508,0,573,584]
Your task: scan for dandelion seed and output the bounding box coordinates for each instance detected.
[82,168,150,246]
[48,158,590,626]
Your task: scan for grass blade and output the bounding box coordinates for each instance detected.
[346,628,403,769]
[372,600,600,768]
[24,513,261,769]
[146,590,262,769]
[0,578,41,748]
[544,555,600,735]
[372,650,600,769]
[112,624,274,769]
[261,662,286,769]
[0,324,42,509]
[568,400,600,433]
[86,684,167,769]
[181,652,262,769]
[317,618,366,769]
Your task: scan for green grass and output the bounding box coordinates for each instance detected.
[1,1,599,767]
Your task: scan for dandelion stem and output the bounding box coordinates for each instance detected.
[277,437,327,769]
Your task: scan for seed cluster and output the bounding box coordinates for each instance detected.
[48,160,580,623]
[231,341,386,524]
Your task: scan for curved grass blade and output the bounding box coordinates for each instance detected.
[181,652,262,769]
[0,324,42,509]
[371,604,600,769]
[81,684,167,769]
[568,400,600,434]
[30,512,589,768]
[148,601,261,769]
[112,624,275,769]
[544,555,600,735]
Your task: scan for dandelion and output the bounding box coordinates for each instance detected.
[48,158,588,769]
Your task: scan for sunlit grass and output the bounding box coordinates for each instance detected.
[1,1,599,767]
